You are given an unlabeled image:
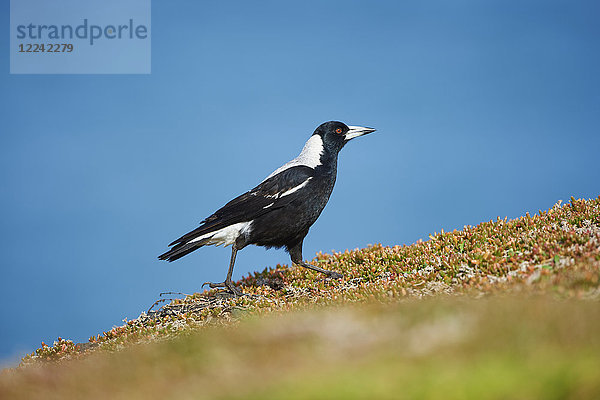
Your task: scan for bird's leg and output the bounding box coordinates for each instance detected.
[289,241,343,280]
[202,246,243,296]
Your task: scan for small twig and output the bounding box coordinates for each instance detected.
[160,291,191,297]
[147,291,193,314]
[147,298,171,313]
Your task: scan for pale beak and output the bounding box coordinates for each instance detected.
[345,125,376,141]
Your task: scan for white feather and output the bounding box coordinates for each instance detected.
[264,135,323,181]
[280,178,312,197]
[188,221,253,247]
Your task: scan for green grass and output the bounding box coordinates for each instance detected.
[1,196,599,399]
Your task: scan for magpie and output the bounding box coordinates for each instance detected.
[158,121,375,295]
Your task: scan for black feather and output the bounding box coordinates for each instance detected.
[167,166,315,247]
[158,238,210,261]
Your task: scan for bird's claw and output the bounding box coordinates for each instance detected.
[202,281,243,296]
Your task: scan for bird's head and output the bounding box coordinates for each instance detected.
[313,121,375,153]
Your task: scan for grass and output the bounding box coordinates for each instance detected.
[1,196,599,399]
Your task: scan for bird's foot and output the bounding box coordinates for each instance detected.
[325,270,343,280]
[202,280,243,296]
[296,261,343,280]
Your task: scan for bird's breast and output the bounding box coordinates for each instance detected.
[244,172,337,248]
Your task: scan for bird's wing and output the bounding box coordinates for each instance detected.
[168,165,315,246]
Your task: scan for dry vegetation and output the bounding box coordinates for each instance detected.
[1,196,599,399]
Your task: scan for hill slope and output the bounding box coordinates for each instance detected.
[1,196,599,399]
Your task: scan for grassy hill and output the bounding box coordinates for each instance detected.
[1,196,599,399]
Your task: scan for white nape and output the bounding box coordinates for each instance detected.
[264,134,323,180]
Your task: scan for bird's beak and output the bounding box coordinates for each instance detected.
[345,125,376,141]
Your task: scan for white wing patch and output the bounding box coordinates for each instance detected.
[188,221,253,247]
[261,177,312,201]
[280,178,312,197]
[264,135,323,181]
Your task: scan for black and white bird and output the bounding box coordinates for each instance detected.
[158,121,375,295]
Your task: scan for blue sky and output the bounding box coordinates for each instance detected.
[1,0,599,364]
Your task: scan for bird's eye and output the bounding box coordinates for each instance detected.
[335,128,343,134]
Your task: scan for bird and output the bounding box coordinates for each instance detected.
[158,121,375,295]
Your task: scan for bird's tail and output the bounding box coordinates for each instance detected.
[158,237,211,262]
